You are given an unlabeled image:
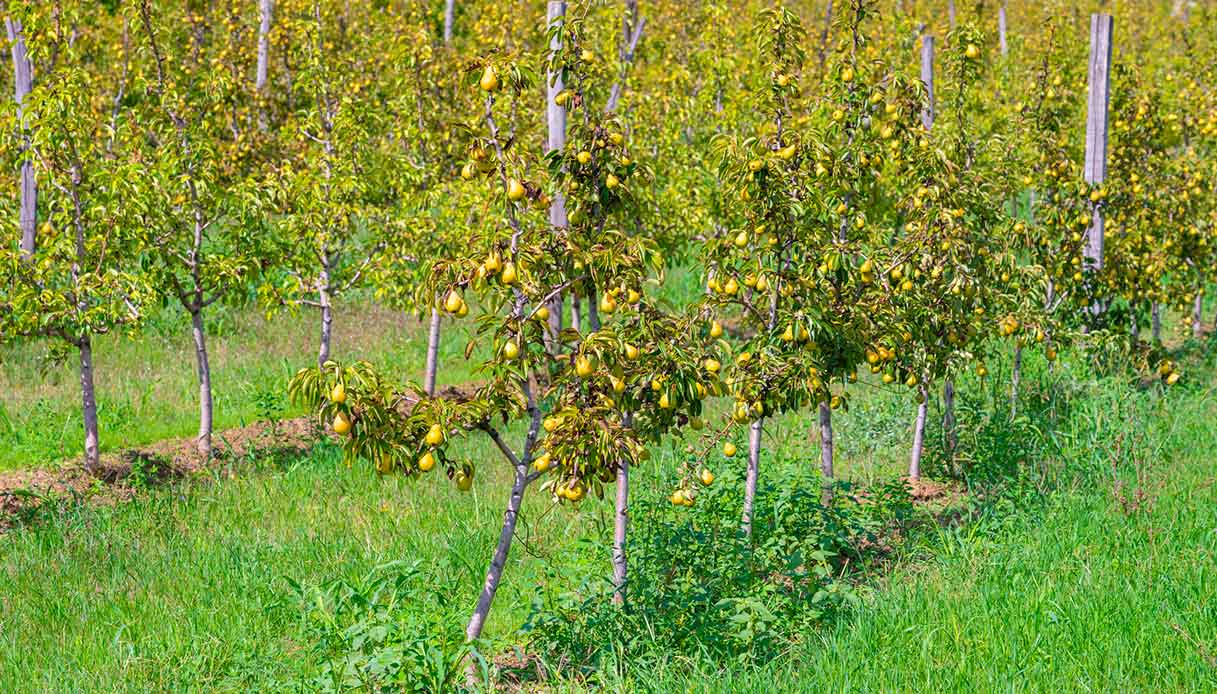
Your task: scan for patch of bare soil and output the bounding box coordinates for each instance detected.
[0,416,321,533]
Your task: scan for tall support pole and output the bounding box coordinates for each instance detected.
[545,1,567,347]
[999,2,1008,56]
[920,36,934,130]
[1083,14,1113,321]
[444,0,455,44]
[6,17,36,259]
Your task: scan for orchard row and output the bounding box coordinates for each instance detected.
[3,0,1215,653]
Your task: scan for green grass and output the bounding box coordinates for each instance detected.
[1,340,1214,691]
[0,299,486,471]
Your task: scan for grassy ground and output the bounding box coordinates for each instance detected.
[0,299,486,471]
[1,338,1214,691]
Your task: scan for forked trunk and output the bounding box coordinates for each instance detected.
[78,336,101,474]
[909,384,928,481]
[465,462,528,687]
[741,418,762,538]
[191,308,214,459]
[424,307,441,396]
[818,401,834,504]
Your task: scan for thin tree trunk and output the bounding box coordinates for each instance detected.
[424,307,441,396]
[818,401,833,504]
[948,0,957,29]
[443,0,455,43]
[1010,344,1022,419]
[1151,301,1162,343]
[1193,292,1204,338]
[318,260,334,368]
[6,17,36,259]
[612,458,628,605]
[79,337,101,474]
[465,462,528,642]
[190,308,214,459]
[586,282,601,332]
[741,418,762,538]
[817,0,833,75]
[569,292,582,332]
[909,384,928,481]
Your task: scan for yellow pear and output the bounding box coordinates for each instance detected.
[444,290,464,313]
[500,262,518,285]
[723,441,737,457]
[700,468,715,486]
[418,451,436,472]
[506,178,526,201]
[333,412,352,435]
[575,355,594,378]
[479,65,500,92]
[330,382,346,404]
[425,423,445,446]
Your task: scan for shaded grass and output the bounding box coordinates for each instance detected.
[0,299,486,471]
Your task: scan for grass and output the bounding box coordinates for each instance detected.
[0,298,486,471]
[1,336,1214,691]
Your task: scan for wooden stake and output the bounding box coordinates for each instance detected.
[1084,14,1113,318]
[921,35,934,130]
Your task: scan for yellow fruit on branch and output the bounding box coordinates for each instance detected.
[330,383,346,404]
[503,341,520,359]
[479,65,500,92]
[418,451,436,472]
[575,355,594,378]
[333,412,352,435]
[444,290,464,313]
[506,178,526,201]
[723,441,737,457]
[425,423,445,446]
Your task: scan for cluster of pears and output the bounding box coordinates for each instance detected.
[534,417,588,502]
[670,468,716,507]
[330,382,352,435]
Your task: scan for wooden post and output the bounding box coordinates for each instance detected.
[920,36,934,130]
[444,0,455,44]
[999,2,1008,56]
[5,17,36,259]
[1083,14,1113,319]
[545,1,567,345]
[948,0,957,29]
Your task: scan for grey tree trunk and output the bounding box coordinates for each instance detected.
[612,458,629,604]
[741,418,762,538]
[424,307,441,396]
[1193,292,1204,338]
[317,259,334,368]
[1151,301,1162,343]
[79,337,101,474]
[909,384,928,481]
[465,462,528,642]
[443,0,455,43]
[818,401,833,504]
[569,292,581,332]
[6,17,36,259]
[948,0,957,29]
[190,308,214,458]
